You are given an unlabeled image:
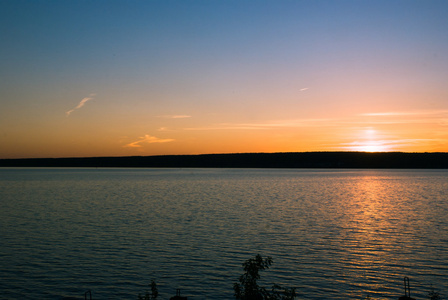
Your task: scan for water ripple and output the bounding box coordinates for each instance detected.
[0,168,447,299]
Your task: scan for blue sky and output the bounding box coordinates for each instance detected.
[1,0,448,158]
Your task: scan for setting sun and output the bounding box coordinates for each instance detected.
[346,129,393,152]
[358,143,390,153]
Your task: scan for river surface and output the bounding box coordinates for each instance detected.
[0,168,447,299]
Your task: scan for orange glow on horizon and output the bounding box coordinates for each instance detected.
[345,128,394,152]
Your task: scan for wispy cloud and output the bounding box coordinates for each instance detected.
[300,87,309,92]
[361,112,417,117]
[184,118,333,131]
[124,135,174,148]
[182,109,448,132]
[66,93,96,116]
[157,115,192,119]
[357,110,448,126]
[338,138,441,152]
[360,110,448,117]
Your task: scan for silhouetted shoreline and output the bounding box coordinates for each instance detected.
[1,152,448,168]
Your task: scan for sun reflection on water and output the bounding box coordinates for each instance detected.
[337,174,410,298]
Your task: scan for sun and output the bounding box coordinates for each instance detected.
[349,141,389,152]
[347,128,392,152]
[359,143,388,152]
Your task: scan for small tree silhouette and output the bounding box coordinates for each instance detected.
[427,285,441,300]
[234,254,296,300]
[138,280,158,300]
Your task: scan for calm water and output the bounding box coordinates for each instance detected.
[0,168,447,299]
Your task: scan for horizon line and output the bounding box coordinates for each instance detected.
[1,151,448,161]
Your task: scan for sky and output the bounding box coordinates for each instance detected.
[1,0,448,158]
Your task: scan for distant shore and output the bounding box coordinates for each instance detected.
[1,152,448,169]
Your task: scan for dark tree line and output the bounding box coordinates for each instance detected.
[2,152,448,168]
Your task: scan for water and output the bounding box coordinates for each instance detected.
[0,168,447,299]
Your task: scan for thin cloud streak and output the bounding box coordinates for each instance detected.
[157,115,192,119]
[182,109,448,132]
[338,138,442,152]
[357,110,448,126]
[361,110,448,117]
[184,118,333,131]
[124,135,174,148]
[66,93,96,116]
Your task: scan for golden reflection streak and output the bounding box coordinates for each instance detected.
[342,174,399,296]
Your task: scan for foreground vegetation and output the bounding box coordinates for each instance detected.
[138,255,443,300]
[233,255,296,300]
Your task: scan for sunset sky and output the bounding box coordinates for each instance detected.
[1,0,448,158]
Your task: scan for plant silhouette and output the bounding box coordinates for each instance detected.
[138,280,158,300]
[234,254,296,300]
